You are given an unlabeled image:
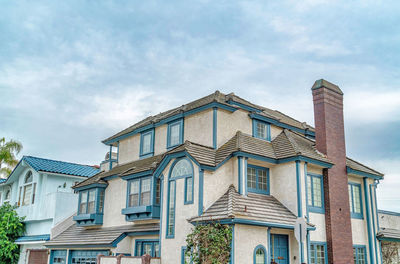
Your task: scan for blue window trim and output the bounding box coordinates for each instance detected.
[353,245,368,264]
[135,239,159,257]
[167,119,184,149]
[140,129,155,158]
[166,180,176,239]
[247,164,270,195]
[125,176,153,208]
[310,241,328,264]
[181,246,193,264]
[307,173,325,214]
[184,176,194,205]
[74,188,105,226]
[253,244,267,264]
[349,182,363,219]
[252,119,271,141]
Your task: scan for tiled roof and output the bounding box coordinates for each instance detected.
[377,228,400,240]
[74,154,164,189]
[167,142,216,167]
[346,157,384,177]
[45,223,159,247]
[190,185,298,227]
[20,156,99,177]
[103,91,314,144]
[0,178,6,184]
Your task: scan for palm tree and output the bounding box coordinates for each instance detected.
[0,138,22,178]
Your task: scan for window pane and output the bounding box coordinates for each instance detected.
[170,123,180,146]
[313,177,322,207]
[171,159,192,178]
[307,175,312,206]
[98,190,105,213]
[87,190,96,213]
[23,184,32,206]
[136,243,142,256]
[129,180,140,207]
[141,178,151,206]
[247,167,256,189]
[154,243,160,258]
[310,244,316,264]
[316,245,325,264]
[348,185,353,212]
[256,122,267,139]
[258,169,268,191]
[155,179,161,205]
[32,183,37,204]
[80,192,87,214]
[353,186,361,214]
[143,243,152,256]
[142,133,152,154]
[167,181,176,236]
[353,248,357,263]
[255,248,265,264]
[186,177,193,202]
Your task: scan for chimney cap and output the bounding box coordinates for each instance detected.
[312,79,343,95]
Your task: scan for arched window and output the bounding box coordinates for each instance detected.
[166,158,194,238]
[21,171,36,206]
[254,245,267,264]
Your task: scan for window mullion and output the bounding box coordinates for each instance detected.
[351,185,355,213]
[86,191,89,214]
[139,179,142,206]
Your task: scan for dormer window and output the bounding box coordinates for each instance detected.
[21,171,36,206]
[74,186,106,226]
[252,120,271,141]
[140,129,155,158]
[167,119,183,149]
[247,165,269,195]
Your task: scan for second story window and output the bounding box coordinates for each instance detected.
[348,182,363,219]
[307,173,324,213]
[128,178,152,207]
[4,189,11,203]
[252,120,271,141]
[167,119,183,148]
[22,171,35,206]
[78,188,104,215]
[140,130,154,158]
[247,165,269,194]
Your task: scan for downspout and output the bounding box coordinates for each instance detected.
[304,162,311,264]
[296,160,304,263]
[363,177,375,264]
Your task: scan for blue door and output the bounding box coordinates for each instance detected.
[271,234,289,264]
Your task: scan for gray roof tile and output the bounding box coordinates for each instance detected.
[377,228,400,240]
[346,157,384,177]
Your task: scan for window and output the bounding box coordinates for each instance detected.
[253,120,271,141]
[170,158,194,204]
[348,183,363,219]
[181,246,192,264]
[353,246,366,264]
[310,242,327,264]
[166,180,176,238]
[253,245,266,264]
[22,171,35,206]
[78,188,105,215]
[135,240,160,258]
[5,189,11,202]
[167,119,183,148]
[307,173,324,213]
[185,177,193,204]
[70,251,109,264]
[247,165,269,194]
[140,130,154,157]
[128,177,152,207]
[155,178,161,205]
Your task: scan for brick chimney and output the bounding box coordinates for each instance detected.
[312,79,353,264]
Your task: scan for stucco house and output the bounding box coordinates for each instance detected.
[0,156,99,264]
[377,210,400,263]
[46,79,385,264]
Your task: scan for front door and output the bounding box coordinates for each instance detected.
[271,234,289,264]
[28,249,49,264]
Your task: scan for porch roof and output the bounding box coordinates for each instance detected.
[45,223,159,248]
[377,228,400,241]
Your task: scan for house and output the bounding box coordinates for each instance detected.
[377,210,400,263]
[0,156,99,264]
[46,79,385,264]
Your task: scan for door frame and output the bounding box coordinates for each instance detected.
[270,234,290,264]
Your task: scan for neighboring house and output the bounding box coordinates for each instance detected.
[377,210,400,263]
[46,79,385,264]
[0,156,99,264]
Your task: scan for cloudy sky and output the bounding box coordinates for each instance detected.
[1,0,399,211]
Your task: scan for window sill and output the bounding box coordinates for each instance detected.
[73,213,103,226]
[139,152,154,159]
[351,213,364,219]
[122,205,160,221]
[308,206,325,214]
[248,189,270,195]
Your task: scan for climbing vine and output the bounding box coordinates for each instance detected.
[185,223,232,264]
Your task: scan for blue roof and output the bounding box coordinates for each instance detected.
[0,178,6,184]
[23,156,99,177]
[15,234,50,243]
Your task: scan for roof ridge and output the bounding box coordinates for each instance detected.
[24,155,97,168]
[227,185,236,218]
[282,130,301,155]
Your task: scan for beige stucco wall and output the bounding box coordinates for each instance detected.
[119,134,141,164]
[309,213,327,242]
[103,178,129,227]
[270,162,297,215]
[379,213,400,230]
[234,224,269,264]
[185,109,213,148]
[113,236,132,255]
[203,159,235,210]
[160,158,199,264]
[217,109,251,148]
[270,125,283,140]
[154,124,167,156]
